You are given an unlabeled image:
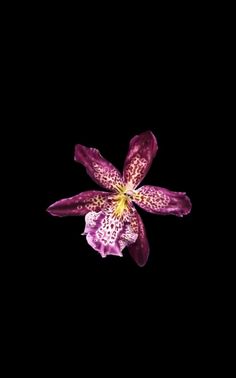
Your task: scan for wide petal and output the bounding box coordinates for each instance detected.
[128,211,150,267]
[74,144,124,192]
[123,131,158,189]
[47,190,109,217]
[83,211,138,258]
[132,185,192,217]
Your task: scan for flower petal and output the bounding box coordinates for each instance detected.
[47,191,109,217]
[123,131,158,189]
[132,185,192,217]
[128,211,150,267]
[74,144,124,191]
[83,211,138,258]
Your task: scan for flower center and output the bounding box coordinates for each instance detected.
[112,185,136,218]
[113,193,129,217]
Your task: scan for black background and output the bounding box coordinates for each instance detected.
[11,10,210,366]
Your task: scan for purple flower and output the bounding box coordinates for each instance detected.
[47,131,191,267]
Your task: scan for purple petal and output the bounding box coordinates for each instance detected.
[74,144,124,192]
[128,211,150,267]
[83,211,138,258]
[123,131,158,189]
[47,191,110,217]
[132,185,192,217]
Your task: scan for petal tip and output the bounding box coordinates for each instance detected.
[141,130,157,145]
[136,258,149,267]
[46,205,53,214]
[74,144,83,161]
[46,205,61,217]
[179,194,192,216]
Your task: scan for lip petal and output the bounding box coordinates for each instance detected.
[83,211,138,258]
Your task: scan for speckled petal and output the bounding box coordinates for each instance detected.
[47,191,109,217]
[123,131,158,189]
[132,185,192,217]
[83,211,138,258]
[128,211,150,267]
[74,144,124,192]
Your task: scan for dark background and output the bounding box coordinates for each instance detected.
[12,11,209,364]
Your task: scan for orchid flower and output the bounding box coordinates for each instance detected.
[47,131,191,267]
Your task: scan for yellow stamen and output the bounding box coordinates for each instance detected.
[113,194,129,217]
[114,183,126,193]
[112,184,137,218]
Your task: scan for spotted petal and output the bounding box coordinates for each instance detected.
[128,211,150,267]
[123,131,158,189]
[132,185,192,217]
[74,144,124,192]
[47,191,109,217]
[83,211,138,258]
